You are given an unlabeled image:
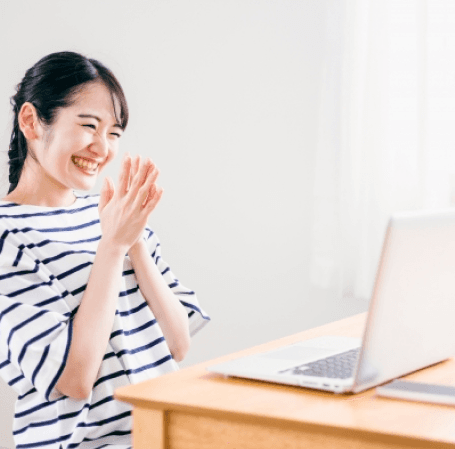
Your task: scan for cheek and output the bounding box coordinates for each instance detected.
[109,140,121,160]
[97,147,117,173]
[107,147,118,164]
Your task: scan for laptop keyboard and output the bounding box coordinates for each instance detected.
[280,347,360,379]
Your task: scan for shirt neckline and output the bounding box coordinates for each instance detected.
[0,191,85,210]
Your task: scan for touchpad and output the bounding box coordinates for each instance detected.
[259,346,334,361]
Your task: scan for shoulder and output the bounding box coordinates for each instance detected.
[0,193,101,245]
[0,192,100,218]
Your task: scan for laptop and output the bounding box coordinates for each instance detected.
[208,209,455,393]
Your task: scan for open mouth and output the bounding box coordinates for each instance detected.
[71,156,99,173]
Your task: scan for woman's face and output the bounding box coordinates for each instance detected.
[33,81,123,192]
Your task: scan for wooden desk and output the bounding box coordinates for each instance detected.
[115,313,455,449]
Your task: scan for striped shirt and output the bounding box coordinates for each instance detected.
[0,192,210,449]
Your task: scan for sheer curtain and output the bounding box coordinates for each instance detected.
[310,0,455,301]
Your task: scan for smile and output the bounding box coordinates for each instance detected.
[72,156,99,172]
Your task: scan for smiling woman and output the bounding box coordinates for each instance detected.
[0,52,209,449]
[4,53,127,207]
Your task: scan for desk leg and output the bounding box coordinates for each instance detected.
[133,407,166,449]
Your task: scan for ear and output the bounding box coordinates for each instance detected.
[18,102,44,140]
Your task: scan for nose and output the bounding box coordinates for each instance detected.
[89,131,109,159]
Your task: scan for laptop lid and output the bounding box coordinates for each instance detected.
[352,208,455,392]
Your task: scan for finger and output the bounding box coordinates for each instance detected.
[119,153,131,194]
[98,178,110,212]
[106,177,115,201]
[131,155,141,181]
[141,158,156,186]
[145,186,164,213]
[136,158,156,189]
[141,163,161,207]
[130,157,152,197]
[146,165,160,185]
[141,183,157,207]
[136,165,158,207]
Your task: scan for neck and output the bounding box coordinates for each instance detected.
[4,175,77,207]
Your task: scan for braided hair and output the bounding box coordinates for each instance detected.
[7,51,129,194]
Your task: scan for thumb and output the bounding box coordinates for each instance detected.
[99,177,114,212]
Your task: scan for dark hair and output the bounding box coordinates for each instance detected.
[7,51,129,194]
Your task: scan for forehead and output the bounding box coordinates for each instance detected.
[66,81,120,125]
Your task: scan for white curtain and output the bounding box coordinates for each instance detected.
[310,0,455,301]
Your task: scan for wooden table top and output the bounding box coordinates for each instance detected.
[115,313,455,446]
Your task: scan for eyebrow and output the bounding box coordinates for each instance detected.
[77,114,123,130]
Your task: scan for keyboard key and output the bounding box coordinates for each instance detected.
[280,348,360,379]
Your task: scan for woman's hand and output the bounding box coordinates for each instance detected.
[98,153,163,251]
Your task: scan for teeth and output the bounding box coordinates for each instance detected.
[72,156,98,171]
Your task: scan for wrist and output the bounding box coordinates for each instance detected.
[98,237,129,260]
[128,237,147,258]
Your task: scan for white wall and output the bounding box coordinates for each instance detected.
[0,2,367,447]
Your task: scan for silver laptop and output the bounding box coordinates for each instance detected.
[208,209,455,393]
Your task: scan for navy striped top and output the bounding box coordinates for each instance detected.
[0,192,209,449]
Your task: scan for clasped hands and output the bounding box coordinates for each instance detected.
[98,153,163,253]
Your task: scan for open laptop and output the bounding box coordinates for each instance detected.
[208,209,455,393]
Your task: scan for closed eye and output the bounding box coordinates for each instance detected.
[82,124,121,138]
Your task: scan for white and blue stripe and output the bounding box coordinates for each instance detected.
[0,192,209,449]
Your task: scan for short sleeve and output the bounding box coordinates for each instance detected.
[0,238,73,402]
[143,227,210,337]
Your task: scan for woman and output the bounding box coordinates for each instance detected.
[0,51,209,449]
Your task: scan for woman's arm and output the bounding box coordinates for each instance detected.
[55,239,126,400]
[128,239,190,362]
[56,155,162,400]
